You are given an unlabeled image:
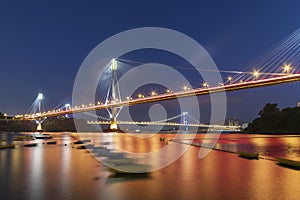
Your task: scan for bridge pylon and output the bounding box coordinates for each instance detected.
[34,93,47,132]
[181,112,189,131]
[106,58,122,131]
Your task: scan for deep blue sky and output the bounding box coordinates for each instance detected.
[0,0,300,123]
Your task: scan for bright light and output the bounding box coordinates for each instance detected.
[111,58,117,71]
[202,82,208,87]
[138,94,144,98]
[65,104,70,108]
[151,91,157,96]
[183,85,190,91]
[37,93,43,100]
[166,89,172,93]
[253,70,260,78]
[228,76,232,82]
[283,64,291,73]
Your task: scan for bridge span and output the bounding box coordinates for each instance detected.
[24,73,300,120]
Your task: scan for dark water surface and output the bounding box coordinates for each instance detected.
[0,132,299,200]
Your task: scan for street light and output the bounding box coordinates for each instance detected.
[151,91,157,96]
[253,70,260,79]
[166,89,172,93]
[183,85,190,91]
[227,76,232,83]
[283,64,291,73]
[202,82,208,87]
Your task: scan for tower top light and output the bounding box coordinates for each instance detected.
[111,58,117,71]
[37,93,43,100]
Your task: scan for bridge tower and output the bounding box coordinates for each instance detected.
[181,112,189,131]
[35,93,46,132]
[106,58,122,130]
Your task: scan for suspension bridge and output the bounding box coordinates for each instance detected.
[11,28,300,132]
[87,112,241,132]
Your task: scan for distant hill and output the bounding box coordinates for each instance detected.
[245,103,300,134]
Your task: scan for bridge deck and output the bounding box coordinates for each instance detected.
[24,73,300,119]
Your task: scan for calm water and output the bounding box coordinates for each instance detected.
[0,132,299,200]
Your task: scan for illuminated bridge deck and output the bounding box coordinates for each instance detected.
[24,73,300,120]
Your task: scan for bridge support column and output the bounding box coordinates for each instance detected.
[35,117,47,132]
[36,121,43,132]
[35,118,44,132]
[110,106,118,130]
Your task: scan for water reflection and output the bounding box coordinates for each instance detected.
[193,134,300,161]
[0,132,299,200]
[27,145,45,199]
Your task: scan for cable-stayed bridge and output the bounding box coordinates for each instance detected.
[11,28,300,132]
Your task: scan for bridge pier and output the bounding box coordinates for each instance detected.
[35,117,46,132]
[36,121,43,132]
[110,106,118,130]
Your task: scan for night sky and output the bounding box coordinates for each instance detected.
[1,0,300,123]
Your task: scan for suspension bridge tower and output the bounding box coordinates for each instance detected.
[181,112,189,131]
